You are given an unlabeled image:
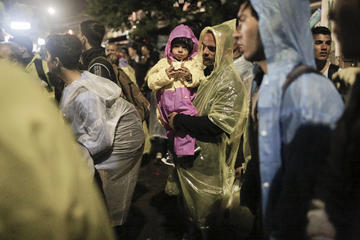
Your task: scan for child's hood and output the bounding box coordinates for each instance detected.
[165,24,198,61]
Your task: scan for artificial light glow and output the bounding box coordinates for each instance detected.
[48,7,55,15]
[38,38,46,46]
[10,21,31,30]
[68,29,74,35]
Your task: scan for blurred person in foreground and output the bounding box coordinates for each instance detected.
[46,34,145,238]
[307,0,360,239]
[0,59,114,240]
[236,0,343,239]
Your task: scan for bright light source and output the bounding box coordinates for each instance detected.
[68,29,74,35]
[48,7,55,15]
[38,38,46,46]
[4,36,10,42]
[10,21,31,30]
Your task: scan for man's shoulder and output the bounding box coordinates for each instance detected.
[285,72,343,109]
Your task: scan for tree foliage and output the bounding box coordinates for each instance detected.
[86,0,240,43]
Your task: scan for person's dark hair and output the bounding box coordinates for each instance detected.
[0,42,25,63]
[239,0,259,20]
[10,35,33,55]
[46,34,82,70]
[171,37,194,54]
[80,20,105,47]
[311,26,331,36]
[120,47,129,56]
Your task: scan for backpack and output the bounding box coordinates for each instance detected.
[89,56,150,121]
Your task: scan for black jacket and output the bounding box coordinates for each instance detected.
[80,47,117,83]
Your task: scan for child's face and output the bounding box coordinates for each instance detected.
[171,43,189,61]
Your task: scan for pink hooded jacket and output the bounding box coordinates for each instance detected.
[146,24,204,156]
[164,24,199,61]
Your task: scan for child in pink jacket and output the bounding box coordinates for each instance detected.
[146,24,204,162]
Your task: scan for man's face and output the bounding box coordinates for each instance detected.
[105,44,118,64]
[236,5,265,62]
[202,32,216,67]
[313,34,332,61]
[105,44,117,56]
[45,50,57,73]
[128,47,137,58]
[331,0,360,59]
[77,32,87,51]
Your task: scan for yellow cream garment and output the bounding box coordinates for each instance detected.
[146,57,205,91]
[0,61,114,240]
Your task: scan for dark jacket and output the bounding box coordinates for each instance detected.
[80,47,117,83]
[315,73,360,240]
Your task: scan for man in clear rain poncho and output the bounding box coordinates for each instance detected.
[236,0,344,239]
[168,20,249,237]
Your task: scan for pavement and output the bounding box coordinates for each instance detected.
[123,155,186,240]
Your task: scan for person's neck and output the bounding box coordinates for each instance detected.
[315,59,328,73]
[258,60,268,74]
[84,42,93,51]
[204,65,214,77]
[58,68,82,86]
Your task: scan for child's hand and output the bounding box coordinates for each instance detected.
[178,63,192,82]
[166,65,177,79]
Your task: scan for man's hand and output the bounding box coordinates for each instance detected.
[332,67,360,86]
[168,112,178,130]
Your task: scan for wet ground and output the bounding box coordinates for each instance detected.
[123,155,186,240]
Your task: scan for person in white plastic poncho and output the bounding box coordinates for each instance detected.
[167,20,249,238]
[45,34,145,233]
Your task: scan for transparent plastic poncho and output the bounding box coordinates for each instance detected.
[175,20,249,228]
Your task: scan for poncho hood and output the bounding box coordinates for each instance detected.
[165,24,199,61]
[251,0,315,77]
[60,71,122,110]
[197,19,236,79]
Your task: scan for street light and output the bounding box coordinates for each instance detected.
[48,7,55,15]
[10,21,31,30]
[38,38,46,46]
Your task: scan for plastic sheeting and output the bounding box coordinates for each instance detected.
[60,71,145,226]
[175,20,249,228]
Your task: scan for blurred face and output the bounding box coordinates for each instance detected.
[236,5,265,62]
[171,43,189,61]
[105,44,118,64]
[141,46,150,56]
[128,47,137,58]
[105,44,117,56]
[202,32,216,67]
[331,0,360,59]
[45,50,57,73]
[0,45,13,60]
[313,34,332,61]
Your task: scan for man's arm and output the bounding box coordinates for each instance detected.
[169,113,224,138]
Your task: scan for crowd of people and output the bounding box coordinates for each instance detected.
[1,0,360,239]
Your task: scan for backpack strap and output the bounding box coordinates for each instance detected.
[327,63,340,80]
[34,58,52,92]
[282,64,319,98]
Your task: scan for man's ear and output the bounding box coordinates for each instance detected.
[54,57,62,68]
[79,33,87,47]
